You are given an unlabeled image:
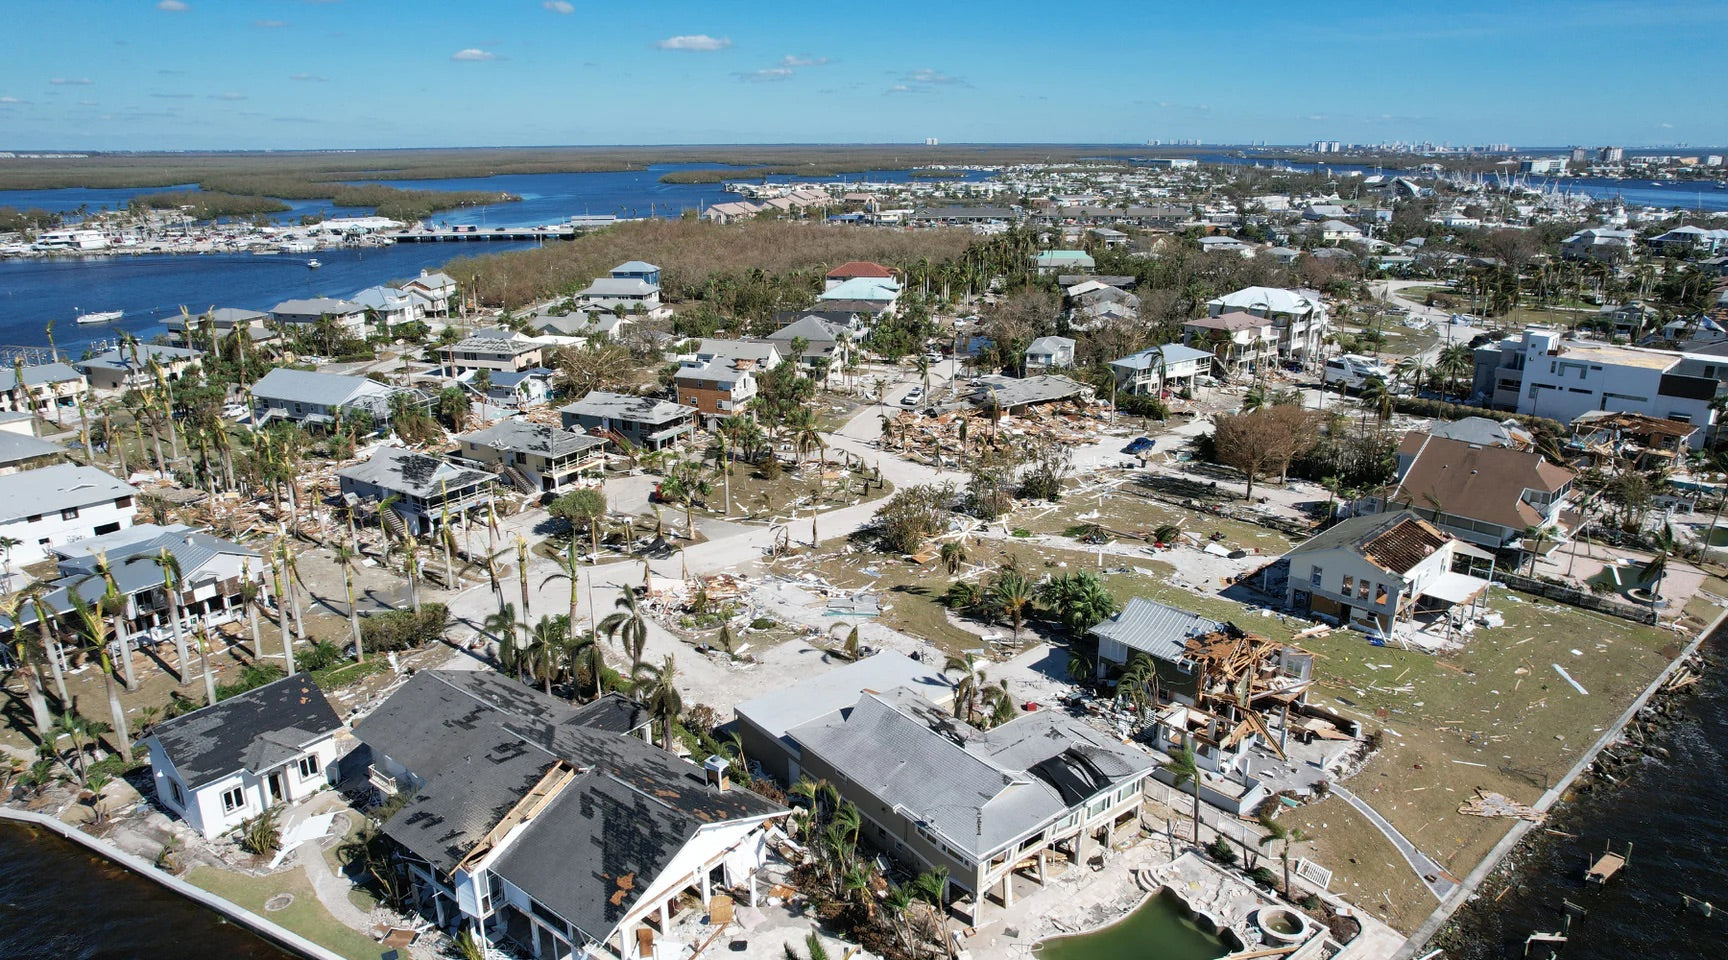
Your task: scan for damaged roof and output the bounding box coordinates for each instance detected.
[338,446,496,500]
[461,420,604,460]
[1287,511,1452,575]
[148,674,340,790]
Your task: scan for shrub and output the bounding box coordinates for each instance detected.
[872,482,955,554]
[298,641,343,672]
[238,806,282,856]
[749,617,776,630]
[1248,866,1279,888]
[217,664,286,701]
[1206,837,1239,865]
[360,603,449,653]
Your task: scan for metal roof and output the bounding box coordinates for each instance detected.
[1088,597,1226,665]
[560,391,693,425]
[0,432,65,465]
[0,464,135,524]
[460,420,604,459]
[250,367,395,408]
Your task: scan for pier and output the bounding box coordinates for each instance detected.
[384,216,643,244]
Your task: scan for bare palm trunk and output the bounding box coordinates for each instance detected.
[271,563,296,675]
[166,593,191,687]
[40,621,70,706]
[198,632,217,707]
[115,615,137,691]
[21,654,52,735]
[103,670,133,757]
[345,574,365,663]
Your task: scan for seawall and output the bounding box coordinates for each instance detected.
[1390,605,1728,959]
[0,808,346,960]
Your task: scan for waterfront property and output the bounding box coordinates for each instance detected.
[337,446,495,536]
[1280,511,1492,638]
[353,670,785,960]
[0,362,84,419]
[269,297,368,331]
[398,270,459,316]
[75,344,201,391]
[250,368,424,430]
[0,463,137,567]
[777,683,1156,919]
[559,391,696,451]
[164,307,269,348]
[457,420,606,494]
[145,673,343,840]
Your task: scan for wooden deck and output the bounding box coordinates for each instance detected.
[1585,852,1625,884]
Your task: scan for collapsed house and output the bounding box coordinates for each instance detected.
[1567,410,1700,472]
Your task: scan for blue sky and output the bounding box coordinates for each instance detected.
[1,0,1724,150]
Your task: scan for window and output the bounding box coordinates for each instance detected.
[60,507,79,520]
[169,779,186,809]
[1309,566,1323,586]
[1358,579,1371,599]
[221,785,246,814]
[1375,583,1390,605]
[115,496,133,509]
[297,754,321,779]
[1341,575,1354,594]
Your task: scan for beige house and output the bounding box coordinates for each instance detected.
[458,420,606,494]
[441,330,545,375]
[1182,311,1278,378]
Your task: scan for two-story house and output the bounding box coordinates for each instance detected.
[75,344,201,391]
[270,297,369,332]
[1023,336,1076,372]
[1281,511,1491,637]
[440,329,545,375]
[398,270,458,316]
[559,392,696,451]
[0,362,85,418]
[250,368,422,431]
[1182,312,1279,379]
[1360,432,1575,553]
[674,359,758,420]
[337,446,496,536]
[0,464,138,567]
[1204,286,1328,361]
[458,420,606,494]
[1108,344,1213,396]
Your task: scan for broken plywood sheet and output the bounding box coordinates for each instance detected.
[1458,789,1545,822]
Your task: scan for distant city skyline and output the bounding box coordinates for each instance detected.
[1,0,1724,151]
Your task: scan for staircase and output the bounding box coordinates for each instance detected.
[379,505,409,540]
[498,464,539,496]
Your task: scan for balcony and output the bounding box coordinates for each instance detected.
[368,765,406,797]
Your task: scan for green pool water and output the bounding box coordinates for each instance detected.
[1036,890,1233,960]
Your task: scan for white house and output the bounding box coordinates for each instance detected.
[354,670,786,960]
[1561,228,1637,263]
[146,673,344,840]
[458,420,606,494]
[1024,336,1075,372]
[1491,328,1719,446]
[0,464,138,567]
[1281,511,1491,636]
[1206,286,1328,361]
[398,271,459,316]
[1108,343,1213,395]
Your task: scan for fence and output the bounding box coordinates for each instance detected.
[1494,570,1657,625]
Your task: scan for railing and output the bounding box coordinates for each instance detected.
[368,765,403,797]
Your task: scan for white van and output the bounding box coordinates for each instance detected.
[1322,354,1394,391]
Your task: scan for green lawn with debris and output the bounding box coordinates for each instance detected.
[185,865,382,960]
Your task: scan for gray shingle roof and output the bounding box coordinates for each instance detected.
[148,674,341,790]
[1088,597,1225,665]
[560,391,691,425]
[460,420,604,459]
[338,447,495,500]
[0,464,135,525]
[788,688,1151,861]
[356,671,780,935]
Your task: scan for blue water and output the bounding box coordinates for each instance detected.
[0,242,536,349]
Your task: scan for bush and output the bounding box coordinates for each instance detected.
[217,664,286,701]
[298,641,343,672]
[238,806,282,856]
[749,617,776,630]
[872,482,955,554]
[360,604,449,653]
[1248,866,1279,888]
[1206,837,1239,865]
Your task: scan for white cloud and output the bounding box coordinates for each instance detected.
[1659,122,1675,129]
[780,55,830,68]
[737,67,794,82]
[657,34,730,51]
[290,73,328,82]
[905,68,962,85]
[885,83,928,95]
[254,19,288,28]
[0,96,24,104]
[49,77,94,85]
[156,0,189,11]
[212,91,247,101]
[451,48,497,61]
[543,1,574,12]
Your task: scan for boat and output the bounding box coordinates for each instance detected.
[75,309,123,325]
[306,259,322,269]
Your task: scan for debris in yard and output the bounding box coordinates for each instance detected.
[1552,663,1590,695]
[1458,789,1546,822]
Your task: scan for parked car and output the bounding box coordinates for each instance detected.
[1123,436,1155,455]
[901,387,925,406]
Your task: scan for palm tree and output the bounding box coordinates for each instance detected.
[1643,523,1680,601]
[1257,812,1309,897]
[1165,741,1203,846]
[1359,376,1393,424]
[484,603,522,681]
[942,652,984,723]
[192,624,218,707]
[990,570,1035,640]
[515,535,533,623]
[599,589,649,678]
[939,540,968,576]
[53,711,101,786]
[333,543,366,663]
[541,548,586,641]
[525,615,569,695]
[68,591,133,759]
[1435,344,1473,402]
[634,654,683,751]
[150,548,192,686]
[28,589,71,708]
[86,551,138,690]
[269,552,297,675]
[565,629,607,702]
[0,594,53,734]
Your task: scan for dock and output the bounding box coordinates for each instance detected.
[1585,841,1630,884]
[385,224,577,242]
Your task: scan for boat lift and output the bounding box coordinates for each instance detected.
[1585,841,1632,885]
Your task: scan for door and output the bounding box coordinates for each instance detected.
[267,771,285,804]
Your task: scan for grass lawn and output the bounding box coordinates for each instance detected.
[1027,480,1297,558]
[186,865,382,960]
[1276,590,1684,932]
[690,458,889,523]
